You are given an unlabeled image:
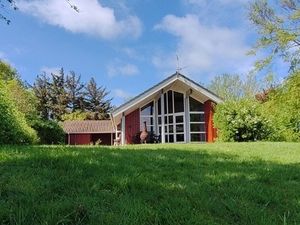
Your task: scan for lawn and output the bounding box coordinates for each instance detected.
[0,143,300,225]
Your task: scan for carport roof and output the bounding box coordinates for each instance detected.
[62,120,115,134]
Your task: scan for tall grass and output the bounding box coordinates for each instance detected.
[0,143,299,225]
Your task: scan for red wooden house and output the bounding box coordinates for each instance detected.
[63,120,115,145]
[111,72,223,145]
[63,73,222,145]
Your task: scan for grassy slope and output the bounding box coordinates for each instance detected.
[0,143,299,225]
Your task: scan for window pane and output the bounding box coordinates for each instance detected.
[169,116,173,124]
[191,133,200,142]
[190,113,205,122]
[168,90,173,114]
[165,135,169,142]
[189,97,204,112]
[169,134,174,143]
[141,117,153,128]
[176,124,184,133]
[176,134,184,142]
[174,92,184,113]
[164,116,168,124]
[169,125,174,133]
[147,126,154,133]
[176,115,183,123]
[158,117,162,125]
[191,133,206,142]
[200,133,206,142]
[141,102,154,116]
[190,124,205,132]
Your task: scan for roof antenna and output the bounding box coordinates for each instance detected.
[176,54,187,74]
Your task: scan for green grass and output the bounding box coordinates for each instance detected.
[0,143,300,225]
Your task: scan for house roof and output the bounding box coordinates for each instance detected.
[112,72,223,117]
[62,120,115,134]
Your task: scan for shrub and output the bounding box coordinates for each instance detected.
[262,71,300,141]
[0,81,38,144]
[214,99,273,142]
[30,119,65,144]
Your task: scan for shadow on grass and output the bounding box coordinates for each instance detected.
[0,146,299,225]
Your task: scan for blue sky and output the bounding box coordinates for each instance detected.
[0,0,288,106]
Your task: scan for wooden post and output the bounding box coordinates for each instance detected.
[161,91,165,143]
[121,113,126,145]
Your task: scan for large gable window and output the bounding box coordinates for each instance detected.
[157,90,185,143]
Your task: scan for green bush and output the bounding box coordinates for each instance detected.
[262,71,300,141]
[30,119,65,144]
[0,81,38,144]
[214,99,273,142]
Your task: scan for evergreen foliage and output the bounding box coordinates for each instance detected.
[33,69,112,121]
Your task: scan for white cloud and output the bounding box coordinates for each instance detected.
[17,0,142,39]
[154,14,253,80]
[0,51,5,60]
[113,89,132,99]
[107,62,139,77]
[0,51,12,64]
[185,0,246,6]
[40,66,61,75]
[112,88,133,105]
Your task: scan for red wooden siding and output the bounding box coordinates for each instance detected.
[125,109,140,144]
[204,100,217,142]
[69,134,91,145]
[67,133,114,145]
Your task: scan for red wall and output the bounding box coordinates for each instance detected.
[125,109,140,144]
[204,100,217,142]
[69,134,91,145]
[67,133,114,145]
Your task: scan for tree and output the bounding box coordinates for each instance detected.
[262,70,300,141]
[48,68,69,120]
[33,73,51,120]
[0,0,78,24]
[248,0,300,72]
[0,80,38,144]
[0,60,20,81]
[65,71,85,112]
[208,73,262,101]
[207,74,243,101]
[85,78,112,120]
[6,79,38,121]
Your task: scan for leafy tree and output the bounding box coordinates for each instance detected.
[6,79,38,121]
[248,0,300,72]
[0,61,19,81]
[65,71,85,112]
[85,77,112,120]
[0,80,38,144]
[208,73,262,101]
[262,70,300,141]
[207,74,243,101]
